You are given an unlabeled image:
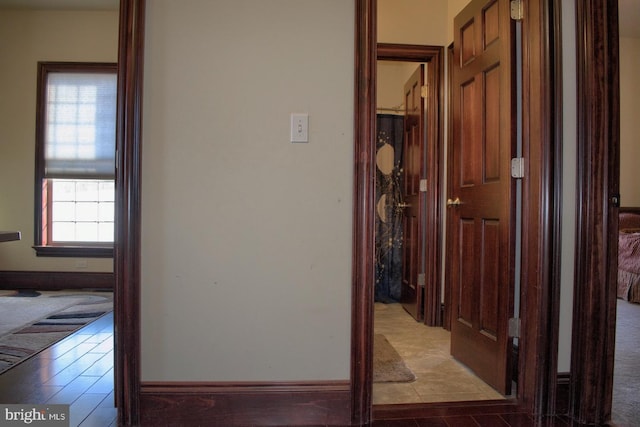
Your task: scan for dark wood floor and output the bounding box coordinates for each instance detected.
[0,311,115,427]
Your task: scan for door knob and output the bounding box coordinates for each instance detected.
[397,202,412,208]
[446,197,461,207]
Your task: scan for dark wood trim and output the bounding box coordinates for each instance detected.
[33,245,113,258]
[444,43,454,332]
[376,43,444,327]
[115,0,145,425]
[374,399,524,420]
[139,381,350,426]
[377,43,440,61]
[516,0,562,417]
[620,206,640,214]
[570,0,620,424]
[0,270,113,290]
[351,1,376,425]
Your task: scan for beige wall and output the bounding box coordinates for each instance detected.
[0,9,118,272]
[377,61,423,112]
[447,0,472,43]
[140,0,354,381]
[378,0,448,45]
[620,37,640,207]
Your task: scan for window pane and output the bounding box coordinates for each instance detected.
[99,202,114,222]
[76,222,98,241]
[52,202,75,221]
[99,181,114,201]
[76,202,99,221]
[52,222,75,241]
[52,180,76,201]
[76,181,99,201]
[48,178,114,243]
[98,223,114,242]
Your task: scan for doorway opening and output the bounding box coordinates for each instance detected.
[373,51,506,405]
[372,0,523,405]
[354,0,562,424]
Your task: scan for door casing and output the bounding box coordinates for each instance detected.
[377,44,444,327]
[570,0,620,423]
[115,0,145,425]
[353,0,563,423]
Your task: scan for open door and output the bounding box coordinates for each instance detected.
[400,64,425,321]
[448,0,515,395]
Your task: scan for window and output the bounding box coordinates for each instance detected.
[34,62,117,257]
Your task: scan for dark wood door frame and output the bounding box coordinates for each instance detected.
[377,43,444,327]
[353,0,563,424]
[570,0,620,424]
[115,0,145,425]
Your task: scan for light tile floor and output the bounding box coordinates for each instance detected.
[373,302,506,405]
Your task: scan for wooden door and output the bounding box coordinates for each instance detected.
[449,0,515,394]
[400,65,425,321]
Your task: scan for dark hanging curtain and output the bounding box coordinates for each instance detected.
[375,114,404,303]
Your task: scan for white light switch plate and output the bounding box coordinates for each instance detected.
[291,113,309,143]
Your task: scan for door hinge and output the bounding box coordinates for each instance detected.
[421,85,428,98]
[511,157,525,178]
[420,179,427,192]
[418,273,426,287]
[508,318,521,338]
[510,0,523,21]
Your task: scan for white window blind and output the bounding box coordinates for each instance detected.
[44,72,117,179]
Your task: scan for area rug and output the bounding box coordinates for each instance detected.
[0,290,113,374]
[373,334,416,383]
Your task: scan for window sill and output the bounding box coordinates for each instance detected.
[33,245,113,258]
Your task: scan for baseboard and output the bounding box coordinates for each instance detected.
[374,399,523,419]
[0,270,113,290]
[140,381,351,426]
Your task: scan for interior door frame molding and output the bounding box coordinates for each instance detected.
[570,0,619,424]
[353,0,562,423]
[377,43,444,327]
[115,0,145,425]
